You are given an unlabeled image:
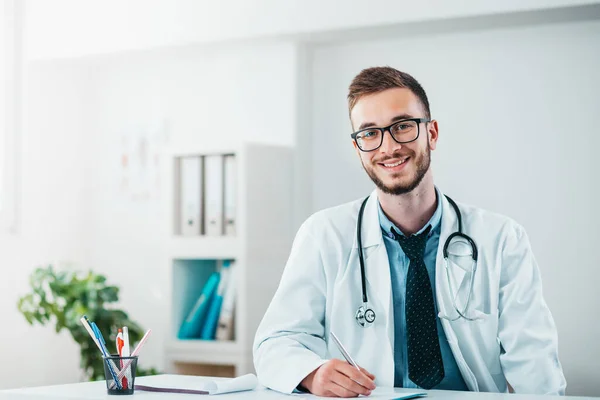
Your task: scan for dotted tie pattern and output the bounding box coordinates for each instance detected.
[392,225,445,389]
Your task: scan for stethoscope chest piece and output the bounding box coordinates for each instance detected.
[355,304,376,327]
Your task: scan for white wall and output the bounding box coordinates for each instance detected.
[0,62,90,388]
[0,41,296,389]
[309,19,600,397]
[24,0,600,60]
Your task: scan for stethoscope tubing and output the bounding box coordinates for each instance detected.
[355,194,479,326]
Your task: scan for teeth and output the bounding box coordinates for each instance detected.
[383,158,407,168]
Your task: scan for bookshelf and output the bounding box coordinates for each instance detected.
[164,142,294,377]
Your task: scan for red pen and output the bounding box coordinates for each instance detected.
[116,329,128,389]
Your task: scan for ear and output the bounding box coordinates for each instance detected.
[428,120,439,151]
[352,139,361,156]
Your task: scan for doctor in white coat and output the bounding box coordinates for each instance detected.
[253,67,566,397]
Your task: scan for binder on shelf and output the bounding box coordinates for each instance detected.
[216,261,237,341]
[223,154,237,236]
[200,260,231,340]
[179,156,203,236]
[204,155,224,236]
[178,271,221,339]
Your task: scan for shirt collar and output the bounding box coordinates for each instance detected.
[378,187,443,239]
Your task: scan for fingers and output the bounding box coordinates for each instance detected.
[330,371,372,397]
[334,361,376,391]
[303,359,376,398]
[359,367,376,381]
[328,381,364,398]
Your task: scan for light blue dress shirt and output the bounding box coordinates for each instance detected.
[378,189,468,390]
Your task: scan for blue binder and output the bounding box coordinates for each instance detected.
[200,261,231,340]
[178,272,221,339]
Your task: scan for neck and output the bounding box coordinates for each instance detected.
[377,174,437,236]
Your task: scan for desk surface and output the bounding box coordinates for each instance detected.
[1,375,595,399]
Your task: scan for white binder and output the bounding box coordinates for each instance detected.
[204,155,224,236]
[223,154,237,236]
[216,261,236,341]
[179,156,202,236]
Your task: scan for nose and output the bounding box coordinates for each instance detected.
[379,129,401,154]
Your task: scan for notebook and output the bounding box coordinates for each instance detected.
[136,374,258,395]
[390,394,427,400]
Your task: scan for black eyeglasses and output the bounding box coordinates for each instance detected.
[350,117,431,152]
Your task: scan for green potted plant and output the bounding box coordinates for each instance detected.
[17,265,159,381]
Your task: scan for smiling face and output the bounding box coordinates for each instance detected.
[350,87,438,195]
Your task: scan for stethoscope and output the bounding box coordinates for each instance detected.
[355,195,479,327]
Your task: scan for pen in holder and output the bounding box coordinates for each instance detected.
[103,355,138,395]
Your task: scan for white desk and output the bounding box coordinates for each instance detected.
[1,375,595,400]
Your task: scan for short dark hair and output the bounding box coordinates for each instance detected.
[347,66,431,120]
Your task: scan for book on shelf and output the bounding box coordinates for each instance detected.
[178,271,220,339]
[216,261,237,341]
[200,261,232,340]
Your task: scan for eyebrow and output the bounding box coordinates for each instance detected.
[358,114,416,131]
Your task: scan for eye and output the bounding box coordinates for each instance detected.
[395,123,412,131]
[359,130,379,139]
[393,120,417,131]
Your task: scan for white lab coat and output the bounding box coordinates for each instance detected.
[253,190,566,395]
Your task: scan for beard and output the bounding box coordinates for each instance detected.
[362,145,431,195]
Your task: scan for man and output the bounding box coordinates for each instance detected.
[253,66,566,397]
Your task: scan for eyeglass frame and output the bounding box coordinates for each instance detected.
[350,117,431,152]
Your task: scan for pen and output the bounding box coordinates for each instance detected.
[131,329,152,357]
[90,321,122,390]
[80,316,103,354]
[116,329,124,358]
[90,322,109,356]
[122,326,130,357]
[116,328,129,389]
[122,326,131,389]
[330,331,361,372]
[109,329,152,390]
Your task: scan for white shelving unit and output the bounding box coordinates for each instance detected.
[164,142,294,377]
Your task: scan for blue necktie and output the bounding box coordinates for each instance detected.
[392,225,444,389]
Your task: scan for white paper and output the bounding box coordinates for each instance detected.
[291,386,426,399]
[204,374,258,394]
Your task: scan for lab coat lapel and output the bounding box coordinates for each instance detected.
[352,191,392,339]
[435,192,467,320]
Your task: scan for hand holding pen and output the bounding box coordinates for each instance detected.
[299,331,376,398]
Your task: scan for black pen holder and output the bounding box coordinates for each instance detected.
[103,355,138,395]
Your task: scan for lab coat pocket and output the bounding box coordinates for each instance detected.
[446,252,498,317]
[451,310,503,376]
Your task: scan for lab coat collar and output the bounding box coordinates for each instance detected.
[352,190,383,249]
[435,190,468,319]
